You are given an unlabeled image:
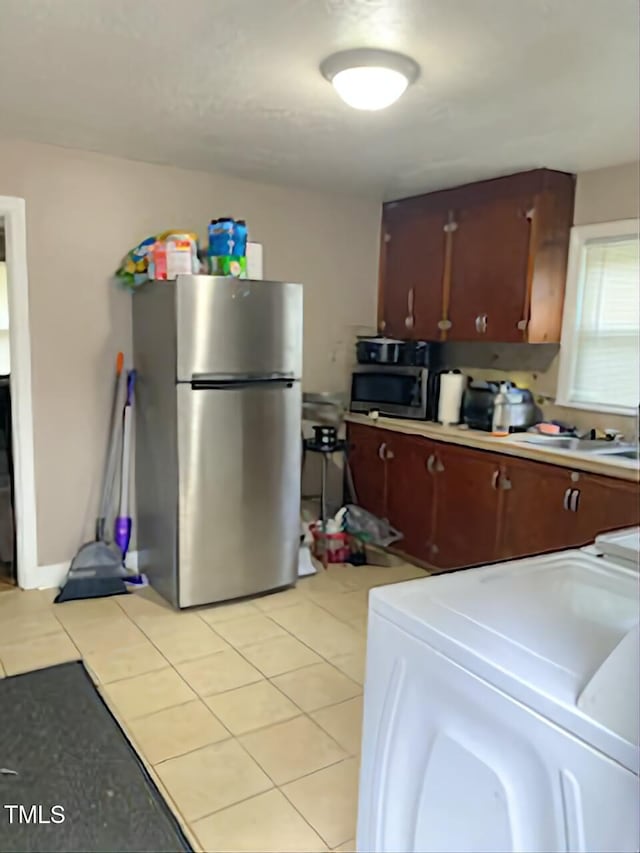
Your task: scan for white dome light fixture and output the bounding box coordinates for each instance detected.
[320,48,420,111]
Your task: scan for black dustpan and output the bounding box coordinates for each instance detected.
[54,541,128,603]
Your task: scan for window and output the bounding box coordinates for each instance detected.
[557,219,640,415]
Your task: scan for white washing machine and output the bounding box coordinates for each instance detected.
[357,529,640,853]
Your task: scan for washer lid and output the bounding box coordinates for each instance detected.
[370,550,639,772]
[577,624,639,747]
[594,527,640,569]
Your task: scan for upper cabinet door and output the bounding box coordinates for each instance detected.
[380,208,448,340]
[379,170,575,344]
[447,196,533,342]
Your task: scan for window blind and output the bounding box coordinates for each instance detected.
[570,235,640,410]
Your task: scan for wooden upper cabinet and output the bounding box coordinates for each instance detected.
[447,195,533,342]
[380,208,448,339]
[379,169,575,344]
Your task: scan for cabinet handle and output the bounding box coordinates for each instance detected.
[563,488,572,511]
[426,453,436,474]
[475,314,488,334]
[437,319,452,331]
[435,457,445,473]
[405,288,415,329]
[378,442,387,461]
[386,447,395,461]
[570,489,580,512]
[500,475,512,491]
[379,320,386,332]
[491,470,500,490]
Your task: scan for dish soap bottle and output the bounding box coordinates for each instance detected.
[492,383,510,434]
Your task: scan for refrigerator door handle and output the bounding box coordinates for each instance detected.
[190,378,295,391]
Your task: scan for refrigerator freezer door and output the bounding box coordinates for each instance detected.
[176,380,301,607]
[175,275,303,381]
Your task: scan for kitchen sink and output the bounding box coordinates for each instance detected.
[511,435,579,449]
[591,447,640,461]
[513,435,619,453]
[512,435,639,460]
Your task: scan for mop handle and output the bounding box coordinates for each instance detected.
[97,352,125,540]
[118,370,136,518]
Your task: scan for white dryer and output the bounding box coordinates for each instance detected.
[357,530,640,853]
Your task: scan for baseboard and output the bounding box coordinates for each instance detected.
[33,561,68,590]
[125,550,138,572]
[32,550,140,590]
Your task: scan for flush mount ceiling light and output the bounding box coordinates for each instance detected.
[320,48,420,111]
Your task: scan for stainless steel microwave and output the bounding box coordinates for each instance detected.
[350,365,432,420]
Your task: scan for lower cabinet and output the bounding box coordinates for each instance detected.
[500,457,640,560]
[348,423,434,562]
[571,472,640,543]
[385,434,435,563]
[347,423,640,571]
[499,457,582,558]
[348,423,388,521]
[429,444,503,569]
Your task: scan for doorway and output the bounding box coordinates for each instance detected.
[0,197,38,590]
[0,224,15,586]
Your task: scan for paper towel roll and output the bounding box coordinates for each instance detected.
[438,371,467,425]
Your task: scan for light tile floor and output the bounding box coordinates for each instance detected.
[0,560,426,852]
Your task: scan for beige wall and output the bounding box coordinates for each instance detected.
[574,161,640,225]
[541,162,639,433]
[0,139,380,568]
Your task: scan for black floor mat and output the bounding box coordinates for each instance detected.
[0,661,190,853]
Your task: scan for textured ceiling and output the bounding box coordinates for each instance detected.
[0,0,638,200]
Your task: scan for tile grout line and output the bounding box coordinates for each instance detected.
[205,596,363,841]
[116,713,206,853]
[259,605,366,671]
[4,587,370,849]
[302,593,369,630]
[35,600,204,850]
[228,631,363,717]
[279,755,359,850]
[128,611,233,666]
[186,752,357,844]
[3,590,376,847]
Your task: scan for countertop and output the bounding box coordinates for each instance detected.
[345,413,640,483]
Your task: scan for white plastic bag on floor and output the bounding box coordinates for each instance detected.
[298,546,317,577]
[344,504,403,548]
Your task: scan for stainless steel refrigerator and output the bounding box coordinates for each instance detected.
[132,274,303,608]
